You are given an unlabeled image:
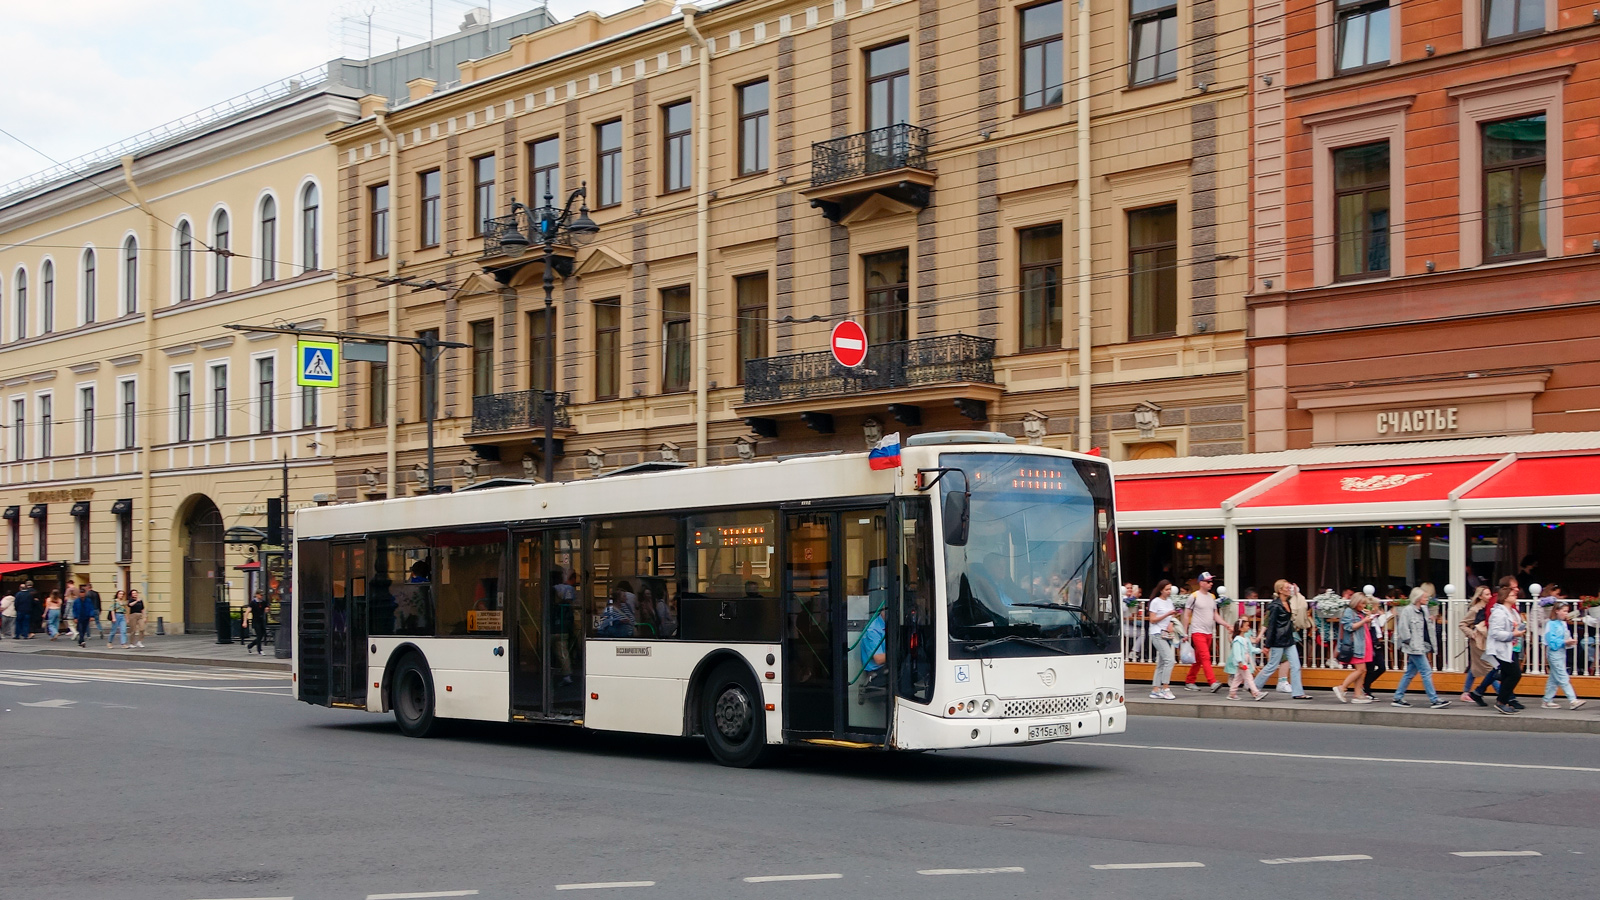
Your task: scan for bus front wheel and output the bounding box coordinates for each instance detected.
[701,661,769,767]
[392,654,441,738]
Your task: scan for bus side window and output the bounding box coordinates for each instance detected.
[898,498,935,704]
[587,515,677,640]
[682,509,780,642]
[368,535,433,637]
[432,531,508,637]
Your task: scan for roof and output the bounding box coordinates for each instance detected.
[1113,431,1600,477]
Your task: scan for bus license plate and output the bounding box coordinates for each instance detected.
[1029,723,1069,740]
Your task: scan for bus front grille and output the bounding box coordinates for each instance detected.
[1002,695,1092,718]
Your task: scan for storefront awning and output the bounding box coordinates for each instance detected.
[1455,453,1600,520]
[1234,460,1495,522]
[0,561,59,576]
[1115,471,1271,528]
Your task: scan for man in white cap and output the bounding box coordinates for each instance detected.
[1183,572,1226,693]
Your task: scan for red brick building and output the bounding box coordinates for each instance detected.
[1249,0,1600,451]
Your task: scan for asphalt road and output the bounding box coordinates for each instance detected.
[2,653,1595,900]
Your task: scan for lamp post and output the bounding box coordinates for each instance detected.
[495,185,599,482]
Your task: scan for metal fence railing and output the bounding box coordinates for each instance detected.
[810,123,931,187]
[742,334,995,404]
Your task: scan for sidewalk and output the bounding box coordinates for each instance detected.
[0,631,289,671]
[1129,684,1600,734]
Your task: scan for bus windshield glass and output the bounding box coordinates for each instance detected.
[940,452,1119,658]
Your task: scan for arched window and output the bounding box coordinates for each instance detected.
[13,269,26,341]
[82,247,97,325]
[176,220,193,304]
[212,209,230,295]
[299,183,320,272]
[121,236,139,315]
[40,259,54,334]
[259,195,277,283]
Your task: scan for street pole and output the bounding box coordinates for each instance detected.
[542,237,556,483]
[415,332,441,492]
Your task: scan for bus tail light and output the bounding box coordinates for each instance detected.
[591,692,599,700]
[765,703,775,711]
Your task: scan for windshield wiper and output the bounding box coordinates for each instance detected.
[963,635,1071,656]
[1007,601,1076,610]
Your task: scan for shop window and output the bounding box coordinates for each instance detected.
[1129,0,1178,87]
[1333,142,1391,279]
[589,515,679,639]
[432,531,506,637]
[1335,0,1390,73]
[1482,115,1546,261]
[1019,224,1063,350]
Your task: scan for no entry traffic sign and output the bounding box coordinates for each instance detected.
[830,320,868,368]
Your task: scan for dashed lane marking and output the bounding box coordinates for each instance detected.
[916,867,1026,876]
[1261,855,1372,865]
[0,679,37,686]
[366,892,480,899]
[1080,742,1600,774]
[1091,862,1206,870]
[1451,851,1542,858]
[1,667,281,682]
[555,882,656,891]
[743,874,844,883]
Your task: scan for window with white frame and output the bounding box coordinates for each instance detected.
[10,398,24,461]
[13,268,27,341]
[212,209,231,294]
[78,386,95,453]
[210,364,228,437]
[40,259,53,334]
[300,183,320,271]
[37,393,51,458]
[300,381,319,429]
[121,236,138,315]
[255,355,275,434]
[119,379,136,449]
[176,220,194,303]
[259,195,278,282]
[174,369,192,443]
[81,247,97,324]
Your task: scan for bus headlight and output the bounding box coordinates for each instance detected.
[981,699,993,713]
[966,700,977,713]
[1095,691,1104,705]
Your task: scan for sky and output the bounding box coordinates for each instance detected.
[0,0,640,187]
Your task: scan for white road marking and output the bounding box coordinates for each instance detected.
[555,882,656,891]
[1081,742,1600,774]
[916,867,1026,876]
[19,699,76,708]
[743,874,843,883]
[1261,855,1372,865]
[0,679,37,686]
[366,892,480,899]
[1451,850,1542,858]
[1091,862,1206,870]
[188,896,294,900]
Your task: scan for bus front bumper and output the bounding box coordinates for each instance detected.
[892,704,1127,750]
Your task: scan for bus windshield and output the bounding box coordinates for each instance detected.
[940,452,1119,658]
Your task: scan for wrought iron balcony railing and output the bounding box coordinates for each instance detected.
[811,123,931,187]
[742,334,996,404]
[470,389,572,434]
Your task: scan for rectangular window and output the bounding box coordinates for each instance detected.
[368,362,388,427]
[1334,142,1392,279]
[529,137,560,203]
[588,515,680,639]
[8,518,17,561]
[11,399,24,461]
[118,510,132,562]
[1129,0,1179,86]
[595,121,623,208]
[1483,115,1547,260]
[432,531,506,636]
[301,383,318,429]
[528,309,553,393]
[256,357,275,434]
[471,155,496,236]
[417,329,440,419]
[738,81,770,175]
[1019,224,1063,350]
[1335,0,1391,72]
[210,364,228,438]
[663,101,693,193]
[735,273,769,383]
[1020,1,1065,111]
[1128,204,1179,339]
[79,386,94,453]
[119,381,136,449]
[661,286,691,393]
[367,534,434,636]
[864,250,910,346]
[35,510,46,561]
[175,370,192,442]
[897,497,935,704]
[419,169,442,248]
[370,183,390,259]
[1484,0,1544,42]
[594,299,622,400]
[76,512,89,563]
[866,41,912,130]
[681,509,781,642]
[470,319,494,398]
[38,395,52,458]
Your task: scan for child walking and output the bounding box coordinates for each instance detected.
[1542,602,1588,710]
[1226,618,1266,701]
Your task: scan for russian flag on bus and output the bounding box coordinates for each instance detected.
[868,432,902,470]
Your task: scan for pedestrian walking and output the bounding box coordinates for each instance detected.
[12,581,34,638]
[0,591,12,639]
[1225,617,1266,700]
[1147,580,1180,700]
[1541,602,1586,710]
[1460,586,1496,703]
[127,588,147,648]
[246,590,268,655]
[107,590,128,648]
[1254,580,1311,700]
[44,589,63,640]
[1182,572,1226,693]
[1391,586,1451,708]
[1484,584,1527,715]
[71,587,95,648]
[1334,594,1379,704]
[63,580,79,639]
[82,580,104,640]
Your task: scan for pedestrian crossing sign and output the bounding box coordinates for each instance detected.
[296,340,340,388]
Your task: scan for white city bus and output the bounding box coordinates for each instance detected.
[292,431,1126,766]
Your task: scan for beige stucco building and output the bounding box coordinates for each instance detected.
[326,0,1252,496]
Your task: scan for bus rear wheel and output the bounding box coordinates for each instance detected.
[701,661,769,767]
[392,654,441,738]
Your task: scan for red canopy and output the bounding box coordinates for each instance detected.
[0,561,59,576]
[1462,454,1600,500]
[1114,471,1271,511]
[1239,460,1494,508]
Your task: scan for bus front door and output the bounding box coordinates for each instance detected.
[328,541,367,705]
[784,508,890,742]
[512,528,583,720]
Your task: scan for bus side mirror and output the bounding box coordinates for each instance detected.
[942,490,970,547]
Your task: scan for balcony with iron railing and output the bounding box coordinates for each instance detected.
[469,389,572,436]
[804,123,936,222]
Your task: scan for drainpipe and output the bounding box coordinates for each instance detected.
[683,6,711,466]
[375,111,401,496]
[1074,0,1093,453]
[120,156,157,606]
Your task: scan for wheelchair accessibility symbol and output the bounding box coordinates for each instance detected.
[954,664,971,684]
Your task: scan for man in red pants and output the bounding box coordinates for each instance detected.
[1184,572,1226,693]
